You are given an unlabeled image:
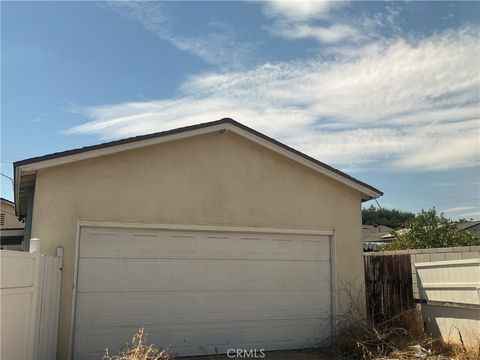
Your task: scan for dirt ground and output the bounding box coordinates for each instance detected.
[180,348,332,360]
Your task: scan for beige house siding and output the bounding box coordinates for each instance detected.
[0,200,24,229]
[31,131,365,359]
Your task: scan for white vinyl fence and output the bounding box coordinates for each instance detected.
[0,239,63,360]
[415,258,480,346]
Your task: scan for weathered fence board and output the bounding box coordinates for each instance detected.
[364,254,414,323]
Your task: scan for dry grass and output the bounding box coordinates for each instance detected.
[103,328,176,360]
[333,310,479,359]
[100,311,478,360]
[427,330,480,360]
[332,307,425,359]
[330,286,479,360]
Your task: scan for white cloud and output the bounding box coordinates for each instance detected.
[263,1,344,21]
[262,0,364,45]
[66,26,480,172]
[269,22,364,43]
[103,2,252,68]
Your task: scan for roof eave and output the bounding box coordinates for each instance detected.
[14,118,382,208]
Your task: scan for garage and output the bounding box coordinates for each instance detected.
[15,118,382,359]
[72,221,335,359]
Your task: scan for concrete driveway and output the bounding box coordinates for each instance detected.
[180,348,332,360]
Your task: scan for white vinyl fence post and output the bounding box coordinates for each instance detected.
[49,246,64,360]
[31,242,64,360]
[29,238,40,253]
[29,238,42,359]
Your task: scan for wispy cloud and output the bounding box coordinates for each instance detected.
[442,206,477,213]
[66,26,480,172]
[434,182,480,187]
[103,2,252,68]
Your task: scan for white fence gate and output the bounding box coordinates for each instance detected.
[415,258,480,346]
[0,239,63,360]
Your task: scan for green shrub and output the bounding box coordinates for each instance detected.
[386,209,480,250]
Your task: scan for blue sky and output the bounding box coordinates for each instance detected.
[1,1,479,219]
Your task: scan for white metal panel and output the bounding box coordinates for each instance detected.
[75,318,330,359]
[73,226,332,359]
[78,227,330,261]
[416,259,480,347]
[77,259,330,292]
[75,289,330,328]
[415,258,480,305]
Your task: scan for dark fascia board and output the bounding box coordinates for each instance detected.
[14,118,382,205]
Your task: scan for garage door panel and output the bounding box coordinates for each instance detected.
[74,318,331,360]
[74,226,333,359]
[77,259,330,292]
[75,290,331,328]
[79,227,330,261]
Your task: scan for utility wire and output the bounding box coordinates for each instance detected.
[1,173,13,184]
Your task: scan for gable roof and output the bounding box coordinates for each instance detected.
[14,118,382,215]
[362,225,394,242]
[1,197,15,207]
[456,221,480,231]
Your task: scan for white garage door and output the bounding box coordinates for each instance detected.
[72,224,333,359]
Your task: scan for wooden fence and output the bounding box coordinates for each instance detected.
[364,254,414,323]
[0,239,63,360]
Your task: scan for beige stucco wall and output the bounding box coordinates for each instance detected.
[31,131,365,359]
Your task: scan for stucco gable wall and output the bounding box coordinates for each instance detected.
[31,131,364,359]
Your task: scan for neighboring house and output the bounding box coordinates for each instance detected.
[362,224,395,242]
[13,118,382,359]
[456,221,480,238]
[0,197,25,250]
[363,221,480,252]
[362,224,394,251]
